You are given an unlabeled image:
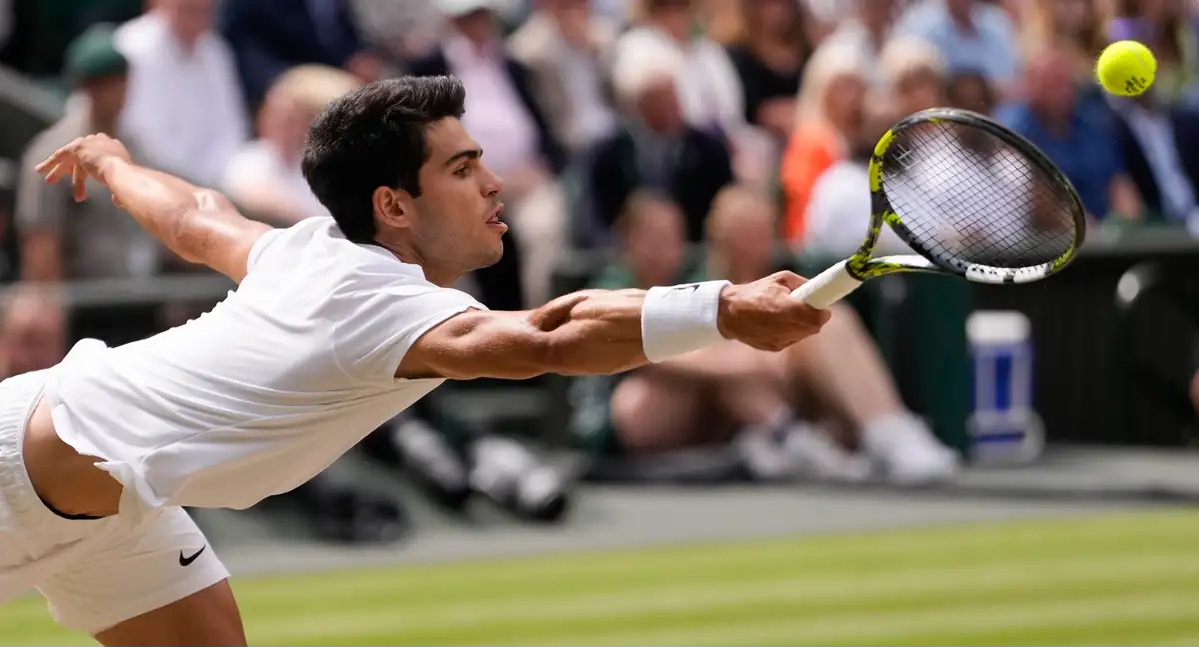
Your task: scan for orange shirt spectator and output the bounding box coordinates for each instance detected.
[779,44,868,242]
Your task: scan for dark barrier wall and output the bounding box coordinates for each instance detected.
[977,229,1199,448]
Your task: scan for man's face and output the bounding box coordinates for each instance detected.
[625,202,686,287]
[85,73,128,124]
[452,9,497,47]
[637,78,685,135]
[404,118,507,274]
[0,298,65,377]
[1028,54,1076,120]
[715,203,776,279]
[160,0,212,45]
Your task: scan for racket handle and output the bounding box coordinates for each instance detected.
[790,260,863,309]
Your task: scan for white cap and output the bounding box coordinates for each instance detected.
[435,0,500,17]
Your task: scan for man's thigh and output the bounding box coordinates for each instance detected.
[36,506,238,643]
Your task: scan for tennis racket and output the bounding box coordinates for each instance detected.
[792,107,1086,309]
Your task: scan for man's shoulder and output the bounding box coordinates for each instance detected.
[251,217,447,290]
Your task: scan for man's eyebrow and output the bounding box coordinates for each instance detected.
[443,148,482,167]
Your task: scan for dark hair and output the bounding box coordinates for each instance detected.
[302,75,466,243]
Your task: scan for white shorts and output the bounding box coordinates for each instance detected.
[0,369,229,635]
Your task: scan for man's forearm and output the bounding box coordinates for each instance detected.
[531,289,653,376]
[98,158,226,264]
[533,283,730,376]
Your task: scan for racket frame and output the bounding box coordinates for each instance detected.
[843,108,1087,286]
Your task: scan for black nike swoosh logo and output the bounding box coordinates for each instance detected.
[179,545,206,567]
[666,284,700,295]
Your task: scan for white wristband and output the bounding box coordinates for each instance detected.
[641,280,730,363]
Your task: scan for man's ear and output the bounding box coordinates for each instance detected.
[373,186,414,231]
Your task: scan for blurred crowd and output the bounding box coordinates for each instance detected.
[0,0,1198,542]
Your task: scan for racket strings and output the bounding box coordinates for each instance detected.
[881,121,1078,269]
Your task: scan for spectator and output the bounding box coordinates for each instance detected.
[818,0,900,87]
[779,42,869,243]
[351,0,444,64]
[508,0,619,158]
[217,0,380,108]
[720,0,816,140]
[702,185,959,483]
[804,39,948,254]
[997,46,1143,223]
[895,0,1020,95]
[1103,0,1199,107]
[1109,91,1199,230]
[0,285,66,379]
[410,0,569,307]
[584,41,734,245]
[571,188,960,484]
[880,36,947,117]
[17,23,161,284]
[569,190,868,481]
[1019,0,1105,82]
[115,0,248,187]
[946,68,997,114]
[16,24,172,345]
[221,65,362,226]
[614,0,745,138]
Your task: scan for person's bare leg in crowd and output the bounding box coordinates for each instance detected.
[613,343,866,479]
[783,305,904,429]
[609,374,723,453]
[93,580,246,647]
[783,305,959,483]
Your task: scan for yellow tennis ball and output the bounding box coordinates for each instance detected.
[1095,40,1157,97]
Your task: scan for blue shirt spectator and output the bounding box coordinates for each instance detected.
[896,0,1017,89]
[997,102,1124,218]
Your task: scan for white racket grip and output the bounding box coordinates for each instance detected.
[790,260,863,309]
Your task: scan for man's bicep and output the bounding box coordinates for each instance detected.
[397,309,550,381]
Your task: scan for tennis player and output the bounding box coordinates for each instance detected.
[6,75,830,645]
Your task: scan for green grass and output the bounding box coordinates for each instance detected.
[4,510,1199,645]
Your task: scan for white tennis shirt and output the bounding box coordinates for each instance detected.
[43,217,484,520]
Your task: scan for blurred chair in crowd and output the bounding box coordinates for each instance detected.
[583,41,734,246]
[411,0,568,308]
[780,42,868,244]
[115,0,247,188]
[16,24,168,344]
[508,0,619,159]
[570,189,959,484]
[0,284,65,379]
[221,65,361,226]
[895,0,1019,96]
[718,0,815,142]
[997,46,1143,224]
[217,0,380,108]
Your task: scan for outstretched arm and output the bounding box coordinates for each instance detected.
[397,273,831,380]
[35,134,272,283]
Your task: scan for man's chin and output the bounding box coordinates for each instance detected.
[471,241,505,271]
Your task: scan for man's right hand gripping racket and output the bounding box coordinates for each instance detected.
[793,108,1087,308]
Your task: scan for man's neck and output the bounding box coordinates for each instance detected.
[373,237,461,287]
